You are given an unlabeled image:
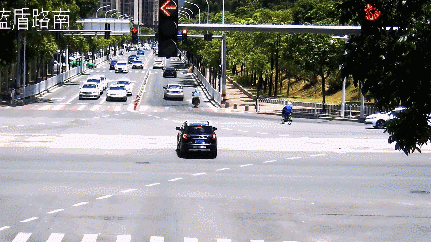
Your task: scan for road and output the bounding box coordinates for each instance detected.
[0,49,430,242]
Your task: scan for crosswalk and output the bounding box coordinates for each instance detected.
[0,104,247,114]
[9,232,296,242]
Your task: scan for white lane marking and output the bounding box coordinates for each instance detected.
[90,105,100,111]
[184,238,198,242]
[46,233,65,242]
[52,105,65,111]
[279,134,290,137]
[263,160,276,163]
[250,240,264,242]
[38,105,51,110]
[0,226,10,231]
[47,209,64,214]
[287,157,302,160]
[240,164,253,167]
[17,124,25,127]
[191,172,206,176]
[66,93,79,104]
[77,105,86,111]
[11,232,32,242]
[168,177,183,182]
[120,188,137,193]
[310,154,326,157]
[116,235,132,242]
[114,106,121,112]
[150,236,165,242]
[146,183,160,187]
[217,239,231,242]
[37,123,45,125]
[1,125,8,128]
[216,168,230,171]
[260,132,268,134]
[20,217,38,223]
[81,234,98,242]
[72,202,89,207]
[96,195,113,200]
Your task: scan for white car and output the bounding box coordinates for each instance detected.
[163,84,184,100]
[153,59,164,69]
[94,74,108,90]
[132,60,144,69]
[85,78,104,94]
[365,106,405,129]
[115,61,129,73]
[106,84,127,102]
[79,83,100,100]
[115,79,133,96]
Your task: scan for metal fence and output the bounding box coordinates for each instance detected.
[19,56,106,99]
[193,67,222,104]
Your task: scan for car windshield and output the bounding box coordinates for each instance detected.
[87,79,100,83]
[110,86,125,90]
[117,81,130,85]
[187,126,213,134]
[133,61,142,64]
[168,85,181,89]
[117,62,127,65]
[82,84,96,88]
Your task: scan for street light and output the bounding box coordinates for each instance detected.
[179,10,191,19]
[184,1,200,24]
[205,0,209,24]
[181,7,194,18]
[105,9,117,18]
[96,4,110,18]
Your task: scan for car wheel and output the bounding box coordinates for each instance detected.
[376,120,385,129]
[179,145,186,158]
[211,148,217,158]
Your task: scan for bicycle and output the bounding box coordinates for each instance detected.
[281,113,292,125]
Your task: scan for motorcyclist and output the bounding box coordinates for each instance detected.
[192,89,200,107]
[192,88,200,97]
[282,101,293,121]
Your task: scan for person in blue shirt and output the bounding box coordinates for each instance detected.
[282,101,293,121]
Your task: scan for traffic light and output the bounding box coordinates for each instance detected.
[361,3,382,36]
[181,29,187,41]
[204,33,213,41]
[158,0,178,57]
[104,23,110,39]
[132,27,138,43]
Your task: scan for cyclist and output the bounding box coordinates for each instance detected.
[282,101,293,122]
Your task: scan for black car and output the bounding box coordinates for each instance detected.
[109,60,118,70]
[163,66,177,78]
[128,55,138,64]
[176,121,217,158]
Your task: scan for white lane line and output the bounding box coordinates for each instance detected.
[250,240,264,242]
[17,124,25,127]
[116,235,132,242]
[146,183,160,187]
[96,195,113,200]
[216,168,230,171]
[77,105,86,111]
[47,209,64,214]
[37,123,45,125]
[46,233,65,242]
[114,106,121,112]
[240,164,253,167]
[81,234,98,242]
[1,125,8,128]
[217,239,231,242]
[310,154,326,157]
[120,188,137,193]
[72,201,89,207]
[260,132,268,134]
[20,217,38,223]
[168,177,183,182]
[287,157,302,160]
[184,238,198,242]
[52,105,65,111]
[191,172,206,176]
[90,105,100,111]
[150,236,165,242]
[0,226,11,231]
[11,232,32,242]
[263,160,276,163]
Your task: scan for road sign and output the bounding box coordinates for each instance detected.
[160,0,177,17]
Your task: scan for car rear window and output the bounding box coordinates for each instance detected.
[82,84,96,88]
[87,79,100,83]
[168,85,181,89]
[110,86,125,90]
[187,126,213,134]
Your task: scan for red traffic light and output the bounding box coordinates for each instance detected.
[364,4,381,21]
[182,29,187,35]
[132,27,138,34]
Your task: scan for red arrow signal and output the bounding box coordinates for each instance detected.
[161,0,177,17]
[132,27,138,34]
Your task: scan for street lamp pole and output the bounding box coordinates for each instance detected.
[184,1,200,24]
[205,0,209,24]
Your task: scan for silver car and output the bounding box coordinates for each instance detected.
[163,84,184,100]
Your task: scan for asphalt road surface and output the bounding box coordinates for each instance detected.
[0,50,430,242]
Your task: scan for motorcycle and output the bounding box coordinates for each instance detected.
[281,113,292,125]
[192,96,200,108]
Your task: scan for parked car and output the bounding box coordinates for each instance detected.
[365,106,405,129]
[163,84,184,100]
[176,121,218,158]
[163,66,177,78]
[106,84,127,102]
[79,83,100,100]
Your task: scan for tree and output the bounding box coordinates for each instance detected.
[338,0,431,154]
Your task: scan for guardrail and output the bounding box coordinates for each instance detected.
[18,56,107,100]
[193,67,222,104]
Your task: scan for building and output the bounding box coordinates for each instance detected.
[98,0,158,29]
